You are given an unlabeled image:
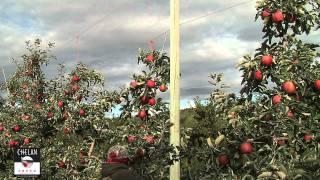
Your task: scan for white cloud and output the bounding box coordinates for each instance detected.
[193,39,236,61]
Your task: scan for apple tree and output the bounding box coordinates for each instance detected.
[110,48,177,179]
[0,39,121,179]
[0,39,177,179]
[180,0,320,179]
[225,0,320,178]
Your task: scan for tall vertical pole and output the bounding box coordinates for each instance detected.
[1,66,10,94]
[170,0,180,179]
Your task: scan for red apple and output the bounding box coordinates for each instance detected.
[130,80,138,89]
[79,109,86,116]
[140,96,149,105]
[304,135,313,142]
[148,98,156,106]
[58,101,64,108]
[63,111,69,120]
[146,54,154,62]
[272,10,284,23]
[127,135,136,143]
[64,90,70,96]
[144,135,155,144]
[277,139,285,145]
[22,115,31,121]
[12,125,21,132]
[254,70,263,81]
[57,161,66,168]
[261,55,273,66]
[287,111,294,118]
[64,127,71,134]
[314,80,320,90]
[0,126,4,132]
[261,9,270,18]
[72,75,80,82]
[282,81,296,94]
[14,141,19,147]
[147,80,156,88]
[138,110,147,119]
[159,84,168,92]
[72,85,80,92]
[218,154,229,167]
[24,138,31,145]
[272,95,282,105]
[240,142,253,154]
[9,140,16,147]
[34,103,41,110]
[47,112,54,119]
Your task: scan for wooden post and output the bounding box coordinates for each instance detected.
[170,0,180,179]
[88,140,95,157]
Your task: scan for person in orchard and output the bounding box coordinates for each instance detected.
[101,145,142,180]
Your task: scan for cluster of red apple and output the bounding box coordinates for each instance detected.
[218,134,314,167]
[254,55,273,81]
[227,55,319,167]
[128,124,156,145]
[40,74,86,136]
[17,82,42,102]
[217,142,253,167]
[127,54,168,148]
[254,54,319,144]
[0,124,31,148]
[130,78,167,120]
[66,75,86,115]
[129,53,168,120]
[127,134,155,144]
[60,75,87,134]
[261,9,297,23]
[3,74,90,150]
[255,54,320,97]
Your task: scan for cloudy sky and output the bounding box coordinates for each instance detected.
[0,0,319,110]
